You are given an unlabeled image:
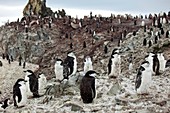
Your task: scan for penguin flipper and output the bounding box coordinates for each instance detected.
[135,66,144,90]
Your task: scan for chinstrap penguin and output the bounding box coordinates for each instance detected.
[24,70,40,98]
[54,58,64,82]
[80,70,97,103]
[38,73,47,95]
[135,61,152,94]
[13,78,27,108]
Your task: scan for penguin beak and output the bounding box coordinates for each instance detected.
[24,80,27,82]
[23,71,26,73]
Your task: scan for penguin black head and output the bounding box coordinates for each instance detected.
[67,51,75,57]
[24,70,34,74]
[85,70,98,77]
[15,78,27,86]
[111,48,119,55]
[55,58,63,65]
[23,70,34,76]
[141,61,150,68]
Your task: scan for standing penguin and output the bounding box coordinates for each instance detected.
[157,53,166,72]
[19,55,22,66]
[24,70,40,98]
[0,61,2,67]
[6,54,9,61]
[143,38,147,46]
[80,70,97,103]
[108,49,121,78]
[128,54,133,71]
[64,52,77,77]
[83,41,86,48]
[166,30,169,38]
[135,61,152,94]
[54,58,64,81]
[23,61,26,69]
[148,40,152,48]
[70,42,73,49]
[145,52,155,74]
[154,36,158,44]
[152,54,160,75]
[84,56,93,75]
[2,54,5,59]
[38,73,47,95]
[13,78,27,108]
[141,20,145,27]
[0,98,10,110]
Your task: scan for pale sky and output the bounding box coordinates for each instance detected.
[0,0,169,26]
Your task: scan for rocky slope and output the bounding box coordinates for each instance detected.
[0,9,170,112]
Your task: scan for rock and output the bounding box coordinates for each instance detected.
[45,82,63,97]
[135,109,150,113]
[107,81,121,96]
[23,0,53,17]
[61,102,84,112]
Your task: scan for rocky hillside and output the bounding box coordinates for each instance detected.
[0,5,170,112]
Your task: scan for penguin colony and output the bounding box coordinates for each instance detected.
[0,11,170,111]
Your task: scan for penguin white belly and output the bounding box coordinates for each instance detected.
[137,70,152,94]
[55,65,63,81]
[18,85,27,107]
[72,59,77,76]
[110,62,116,76]
[38,77,47,95]
[146,58,154,74]
[159,60,166,71]
[25,81,32,97]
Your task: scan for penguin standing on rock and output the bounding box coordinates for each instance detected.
[38,74,47,95]
[2,54,5,59]
[24,70,40,98]
[80,70,97,103]
[19,55,22,66]
[128,54,133,71]
[83,41,86,48]
[154,36,158,44]
[0,61,2,67]
[54,58,64,81]
[148,40,152,47]
[13,78,27,108]
[108,48,121,78]
[152,54,160,75]
[145,52,155,74]
[135,61,152,94]
[143,38,147,46]
[157,53,166,72]
[64,52,77,77]
[166,30,169,38]
[63,52,78,85]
